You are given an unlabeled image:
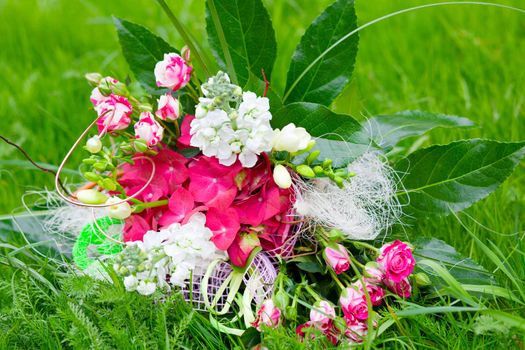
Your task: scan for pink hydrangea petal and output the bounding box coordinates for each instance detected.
[207,207,240,250]
[123,215,151,242]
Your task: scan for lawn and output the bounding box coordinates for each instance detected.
[1,0,524,348]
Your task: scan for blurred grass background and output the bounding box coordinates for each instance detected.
[0,0,524,347]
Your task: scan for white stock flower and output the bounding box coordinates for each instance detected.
[273,164,292,189]
[190,83,273,168]
[118,212,224,295]
[272,123,311,153]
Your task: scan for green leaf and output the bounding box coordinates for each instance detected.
[365,110,475,148]
[114,17,176,93]
[413,237,495,286]
[272,102,367,143]
[205,0,277,87]
[273,102,373,168]
[395,139,525,218]
[284,0,358,106]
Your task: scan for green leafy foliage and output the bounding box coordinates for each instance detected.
[284,0,358,106]
[205,0,277,87]
[413,237,495,286]
[114,17,176,93]
[395,140,525,218]
[272,102,367,143]
[365,110,475,148]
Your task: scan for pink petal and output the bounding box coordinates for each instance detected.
[207,207,240,250]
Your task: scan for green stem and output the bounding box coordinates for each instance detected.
[133,199,169,213]
[155,0,210,76]
[329,269,346,290]
[206,0,238,85]
[351,241,379,253]
[304,285,322,302]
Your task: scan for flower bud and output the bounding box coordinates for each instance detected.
[154,53,192,91]
[112,82,129,96]
[414,272,431,287]
[306,150,320,165]
[85,136,102,154]
[272,123,312,153]
[313,165,324,175]
[324,244,351,274]
[296,165,315,178]
[273,164,292,189]
[76,189,108,205]
[85,72,103,87]
[322,159,332,168]
[133,139,149,153]
[106,197,132,220]
[134,112,164,147]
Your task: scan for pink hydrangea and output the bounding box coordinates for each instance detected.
[377,240,415,283]
[154,53,192,91]
[95,94,132,134]
[134,112,164,147]
[155,94,180,121]
[324,244,351,274]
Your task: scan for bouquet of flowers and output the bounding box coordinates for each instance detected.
[37,0,524,347]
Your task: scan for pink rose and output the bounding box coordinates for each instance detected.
[363,262,385,284]
[90,76,118,106]
[310,300,336,328]
[377,240,415,283]
[324,244,351,274]
[339,287,368,321]
[252,299,281,331]
[134,112,164,147]
[296,321,339,345]
[353,280,385,306]
[95,94,132,134]
[155,94,180,121]
[154,53,192,91]
[385,277,412,298]
[344,319,367,343]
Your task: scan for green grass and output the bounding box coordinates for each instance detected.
[1,0,525,348]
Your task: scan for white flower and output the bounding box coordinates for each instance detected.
[190,88,273,168]
[123,275,139,291]
[106,197,132,219]
[273,164,292,189]
[136,281,157,295]
[272,123,311,153]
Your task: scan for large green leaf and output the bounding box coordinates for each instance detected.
[366,110,475,148]
[272,102,372,168]
[114,17,176,93]
[413,237,495,286]
[395,139,525,218]
[272,102,367,142]
[284,0,358,106]
[205,0,277,87]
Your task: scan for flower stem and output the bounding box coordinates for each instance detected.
[133,199,169,213]
[155,0,210,76]
[329,269,346,290]
[351,241,379,253]
[304,285,322,302]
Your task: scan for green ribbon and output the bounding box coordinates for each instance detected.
[72,216,124,270]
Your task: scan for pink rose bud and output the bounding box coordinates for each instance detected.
[310,300,336,328]
[353,280,385,306]
[363,262,385,284]
[252,299,281,331]
[90,76,119,106]
[155,94,181,121]
[154,53,192,91]
[95,94,132,134]
[134,112,164,147]
[339,287,368,322]
[377,240,415,283]
[324,244,351,274]
[385,277,412,298]
[344,319,368,343]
